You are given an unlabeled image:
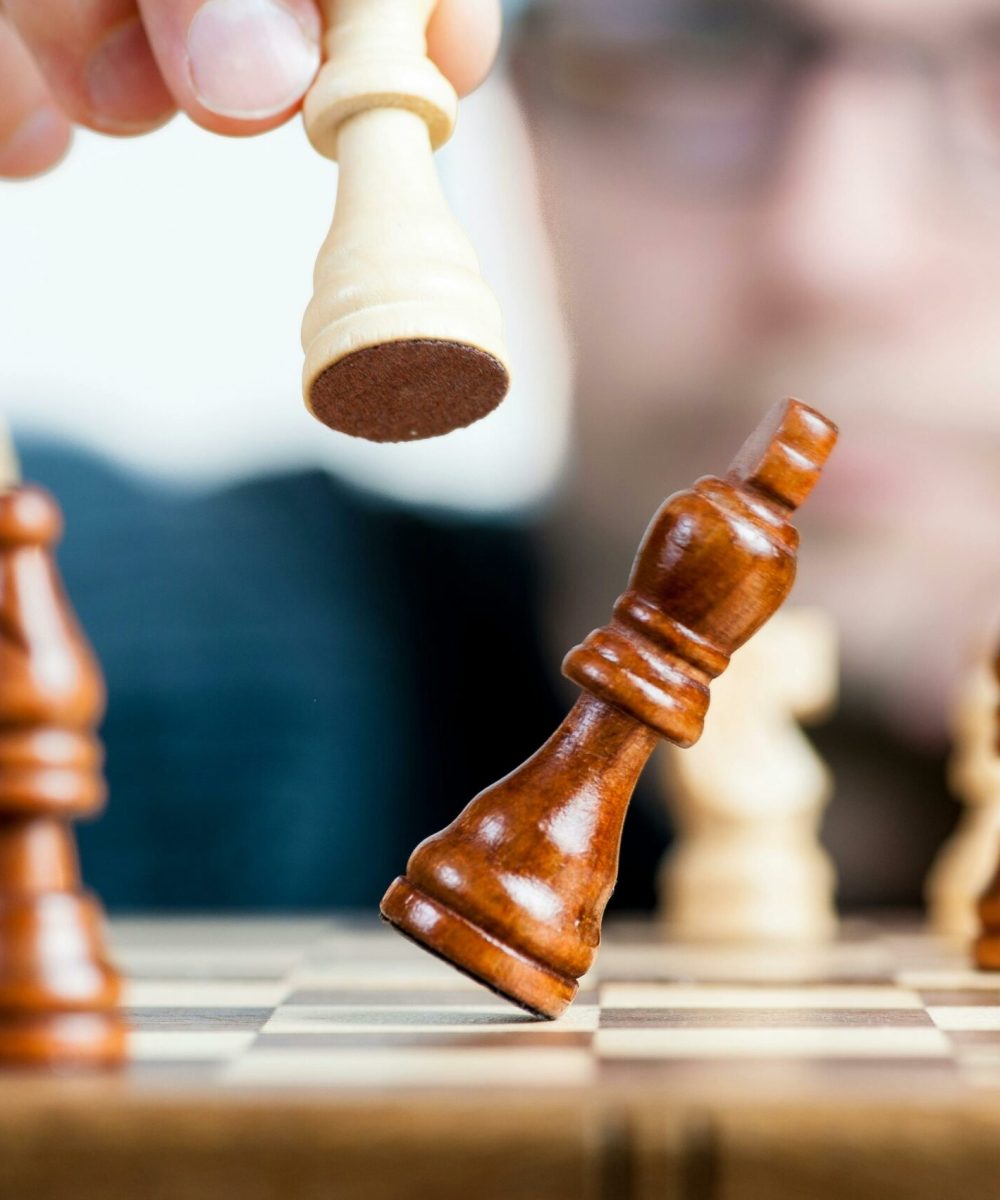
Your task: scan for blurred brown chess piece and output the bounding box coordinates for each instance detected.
[972,645,1000,969]
[382,398,838,1017]
[0,438,125,1065]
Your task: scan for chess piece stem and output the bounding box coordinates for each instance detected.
[0,484,125,1065]
[382,399,838,1017]
[301,0,510,441]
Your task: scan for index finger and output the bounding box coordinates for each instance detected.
[428,0,503,97]
[136,0,323,135]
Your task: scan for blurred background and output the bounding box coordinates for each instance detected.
[3,0,1000,914]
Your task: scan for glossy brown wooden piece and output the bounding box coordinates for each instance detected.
[0,485,125,1065]
[382,399,839,1018]
[973,648,1000,969]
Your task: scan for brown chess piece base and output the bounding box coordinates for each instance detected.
[975,865,1000,970]
[0,1015,122,1066]
[382,877,578,1019]
[0,888,125,1067]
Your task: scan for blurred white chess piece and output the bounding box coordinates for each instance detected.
[0,421,20,490]
[659,608,838,942]
[925,654,1000,939]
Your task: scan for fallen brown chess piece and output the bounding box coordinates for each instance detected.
[381,398,839,1018]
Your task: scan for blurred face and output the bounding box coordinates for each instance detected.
[517,0,1000,740]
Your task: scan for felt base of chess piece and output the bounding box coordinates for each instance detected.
[381,399,838,1018]
[308,340,509,442]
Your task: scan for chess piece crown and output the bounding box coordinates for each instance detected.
[381,399,838,1017]
[301,0,510,442]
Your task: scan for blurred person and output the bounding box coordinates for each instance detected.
[0,0,584,912]
[510,0,1000,901]
[4,0,996,912]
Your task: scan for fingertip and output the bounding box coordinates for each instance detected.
[427,0,502,97]
[142,0,320,135]
[0,106,73,180]
[85,18,177,135]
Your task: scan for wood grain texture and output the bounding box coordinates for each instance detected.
[300,0,510,441]
[0,484,124,1066]
[382,399,838,1017]
[5,1087,1000,1200]
[0,1092,602,1200]
[699,1105,1000,1200]
[0,917,996,1199]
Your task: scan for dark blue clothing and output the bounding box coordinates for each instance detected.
[23,441,667,911]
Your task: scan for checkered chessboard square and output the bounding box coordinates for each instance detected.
[109,916,1000,1095]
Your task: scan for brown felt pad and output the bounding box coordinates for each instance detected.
[308,339,509,442]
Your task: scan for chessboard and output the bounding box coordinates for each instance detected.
[6,914,1000,1200]
[113,914,1000,1094]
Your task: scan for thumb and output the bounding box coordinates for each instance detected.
[136,0,322,135]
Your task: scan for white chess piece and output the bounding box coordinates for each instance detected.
[659,608,838,942]
[301,0,510,441]
[0,420,19,490]
[925,655,1000,939]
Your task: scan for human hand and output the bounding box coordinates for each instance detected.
[0,0,502,179]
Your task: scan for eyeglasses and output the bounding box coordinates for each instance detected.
[514,0,1000,193]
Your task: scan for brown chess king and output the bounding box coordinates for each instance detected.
[0,483,125,1065]
[381,398,839,1018]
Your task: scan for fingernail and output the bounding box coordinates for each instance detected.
[0,108,71,178]
[187,0,320,120]
[87,19,175,132]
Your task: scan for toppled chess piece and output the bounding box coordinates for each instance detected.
[301,0,510,442]
[0,464,125,1065]
[972,646,1000,969]
[381,398,838,1017]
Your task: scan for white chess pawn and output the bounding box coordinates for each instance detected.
[301,0,510,442]
[925,655,1000,939]
[659,608,838,942]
